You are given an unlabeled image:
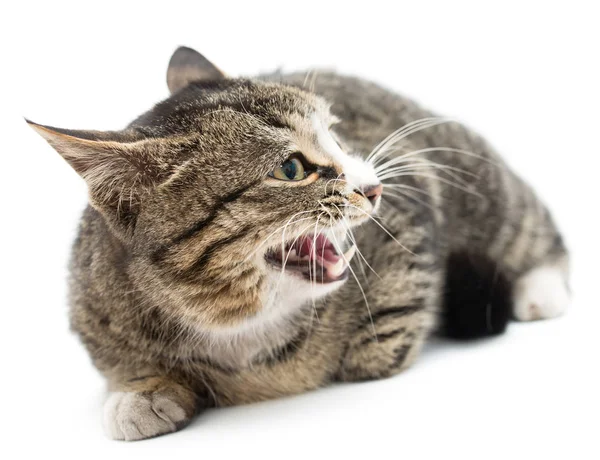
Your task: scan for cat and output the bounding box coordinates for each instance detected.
[28,46,570,441]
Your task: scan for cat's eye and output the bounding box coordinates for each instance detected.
[270,157,306,181]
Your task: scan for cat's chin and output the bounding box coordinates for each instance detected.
[264,233,356,284]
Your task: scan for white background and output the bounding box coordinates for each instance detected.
[2,1,599,458]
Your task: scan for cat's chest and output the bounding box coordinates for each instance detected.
[189,269,338,367]
[188,298,314,368]
[185,300,338,407]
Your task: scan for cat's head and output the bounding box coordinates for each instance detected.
[29,46,382,332]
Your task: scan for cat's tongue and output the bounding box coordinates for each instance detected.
[293,234,356,279]
[297,234,335,259]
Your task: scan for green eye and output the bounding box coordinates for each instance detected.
[271,157,306,181]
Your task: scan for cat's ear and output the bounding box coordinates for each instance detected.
[167,46,225,94]
[27,119,165,239]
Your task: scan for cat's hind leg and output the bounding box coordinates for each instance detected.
[512,256,570,321]
[489,176,570,322]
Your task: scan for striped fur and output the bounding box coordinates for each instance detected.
[29,47,568,440]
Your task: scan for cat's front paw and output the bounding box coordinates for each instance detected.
[103,391,190,441]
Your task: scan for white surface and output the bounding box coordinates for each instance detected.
[2,1,599,458]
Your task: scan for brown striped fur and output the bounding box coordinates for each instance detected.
[28,47,568,440]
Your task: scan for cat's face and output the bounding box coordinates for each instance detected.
[29,47,382,332]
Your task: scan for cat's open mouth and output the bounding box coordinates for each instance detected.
[265,233,356,283]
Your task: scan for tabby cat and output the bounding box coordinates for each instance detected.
[28,46,569,441]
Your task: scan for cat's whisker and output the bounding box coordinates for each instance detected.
[329,203,380,281]
[375,146,501,173]
[378,171,484,198]
[383,183,434,197]
[309,212,325,318]
[309,213,321,296]
[379,164,472,187]
[302,70,313,89]
[279,212,322,269]
[368,117,457,165]
[376,156,478,179]
[343,204,417,256]
[323,174,346,195]
[340,222,369,283]
[242,212,315,262]
[309,69,319,92]
[382,183,440,210]
[326,222,378,342]
[280,221,317,277]
[320,216,327,288]
[366,117,444,163]
[274,220,320,295]
[382,188,437,212]
[378,162,477,188]
[320,202,367,282]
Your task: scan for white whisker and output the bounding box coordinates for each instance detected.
[343,203,417,256]
[329,203,380,281]
[378,164,473,187]
[242,212,315,262]
[279,221,315,277]
[367,117,456,165]
[384,182,433,197]
[378,171,484,198]
[309,213,324,317]
[378,162,478,188]
[382,188,436,212]
[326,221,378,342]
[375,146,496,174]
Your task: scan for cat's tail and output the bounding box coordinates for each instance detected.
[441,251,512,339]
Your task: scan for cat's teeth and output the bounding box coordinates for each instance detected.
[325,245,357,278]
[343,245,357,262]
[328,258,346,278]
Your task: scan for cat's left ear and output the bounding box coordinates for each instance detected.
[167,46,226,94]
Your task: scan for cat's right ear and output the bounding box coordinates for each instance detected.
[26,119,169,239]
[167,46,225,94]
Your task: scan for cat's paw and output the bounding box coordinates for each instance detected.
[103,391,190,441]
[513,263,570,321]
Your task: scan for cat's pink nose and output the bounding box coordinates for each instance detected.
[361,183,383,206]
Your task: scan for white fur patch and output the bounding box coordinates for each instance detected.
[311,113,379,191]
[103,391,187,441]
[513,262,570,321]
